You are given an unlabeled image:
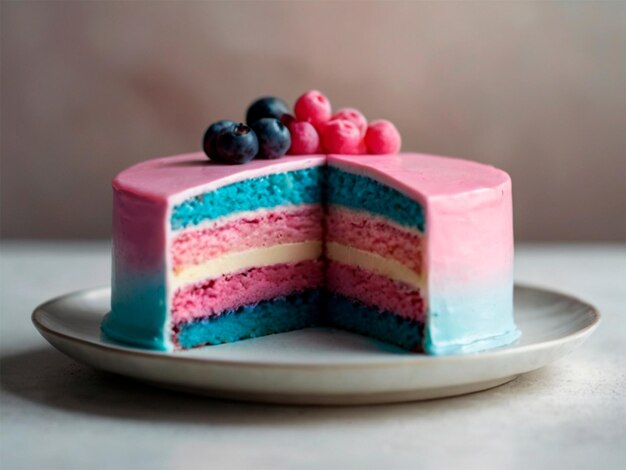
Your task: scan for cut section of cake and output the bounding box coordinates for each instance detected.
[324,165,426,350]
[327,154,519,354]
[106,155,326,351]
[102,152,520,354]
[169,167,326,349]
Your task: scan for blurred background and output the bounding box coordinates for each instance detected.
[1,0,624,241]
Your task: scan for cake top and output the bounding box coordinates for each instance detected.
[113,153,326,202]
[114,90,509,202]
[113,152,509,203]
[329,153,510,200]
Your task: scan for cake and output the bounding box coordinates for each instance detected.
[103,152,519,354]
[102,90,520,355]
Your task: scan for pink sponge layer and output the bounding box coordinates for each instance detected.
[172,260,324,323]
[327,261,425,321]
[172,206,323,270]
[326,206,423,274]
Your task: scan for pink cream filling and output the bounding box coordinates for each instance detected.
[326,261,425,321]
[172,206,323,271]
[326,206,423,274]
[171,260,324,323]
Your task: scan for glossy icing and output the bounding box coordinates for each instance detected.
[104,152,519,354]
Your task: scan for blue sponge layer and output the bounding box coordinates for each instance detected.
[176,290,321,349]
[325,294,423,351]
[326,167,424,231]
[175,290,422,351]
[170,166,425,232]
[171,167,324,231]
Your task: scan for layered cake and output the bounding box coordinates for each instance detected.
[102,91,520,354]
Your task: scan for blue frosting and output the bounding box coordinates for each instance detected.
[177,290,321,349]
[102,270,168,350]
[170,167,324,230]
[424,279,520,354]
[326,167,424,231]
[326,294,422,351]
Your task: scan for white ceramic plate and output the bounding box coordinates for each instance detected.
[32,285,599,405]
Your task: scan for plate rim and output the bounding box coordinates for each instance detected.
[32,283,601,370]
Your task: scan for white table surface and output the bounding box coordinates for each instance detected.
[1,241,625,470]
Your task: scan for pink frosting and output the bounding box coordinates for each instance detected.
[171,261,324,323]
[113,187,166,272]
[113,152,509,203]
[327,261,425,321]
[172,206,323,270]
[113,153,326,202]
[325,206,423,274]
[328,153,510,202]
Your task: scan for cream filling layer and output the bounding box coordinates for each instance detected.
[170,241,323,290]
[170,241,424,291]
[326,242,424,290]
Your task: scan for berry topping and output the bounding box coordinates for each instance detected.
[288,121,322,155]
[251,118,291,159]
[320,119,361,154]
[332,108,367,136]
[216,123,259,164]
[294,90,332,127]
[365,120,401,154]
[357,139,368,154]
[246,97,291,126]
[202,92,401,163]
[202,120,237,161]
[280,113,296,127]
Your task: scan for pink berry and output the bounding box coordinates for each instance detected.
[365,120,401,154]
[288,121,322,155]
[332,108,367,136]
[320,119,361,154]
[294,90,332,127]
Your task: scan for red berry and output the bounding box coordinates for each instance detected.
[294,90,332,126]
[288,121,322,155]
[332,108,367,136]
[320,119,361,154]
[365,120,401,154]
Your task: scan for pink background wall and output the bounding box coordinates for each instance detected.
[1,1,624,240]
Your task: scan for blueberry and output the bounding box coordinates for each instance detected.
[246,97,290,126]
[202,120,237,161]
[216,123,259,164]
[251,118,291,159]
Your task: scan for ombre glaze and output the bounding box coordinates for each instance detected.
[102,152,519,354]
